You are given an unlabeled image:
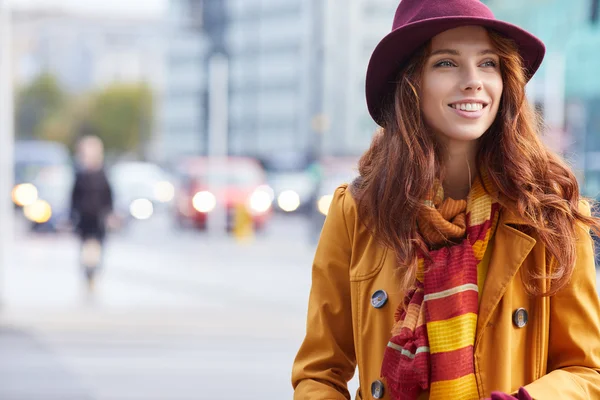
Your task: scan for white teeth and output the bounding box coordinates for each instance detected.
[451,103,484,111]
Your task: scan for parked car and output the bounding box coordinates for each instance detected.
[108,161,176,223]
[12,140,72,208]
[262,152,318,215]
[25,164,75,232]
[174,156,273,232]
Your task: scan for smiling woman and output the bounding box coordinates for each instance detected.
[292,0,600,399]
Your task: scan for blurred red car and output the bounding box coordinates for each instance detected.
[174,156,273,231]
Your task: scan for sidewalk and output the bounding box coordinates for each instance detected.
[0,326,93,400]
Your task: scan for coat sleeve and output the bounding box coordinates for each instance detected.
[292,184,357,400]
[524,202,600,399]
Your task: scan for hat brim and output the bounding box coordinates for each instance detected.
[366,17,546,125]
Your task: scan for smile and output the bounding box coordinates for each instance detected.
[448,101,489,119]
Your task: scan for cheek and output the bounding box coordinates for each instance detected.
[421,77,449,120]
[489,78,504,116]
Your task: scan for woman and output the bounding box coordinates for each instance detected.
[292,0,600,399]
[70,135,114,289]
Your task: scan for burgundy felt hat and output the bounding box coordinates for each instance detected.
[366,0,546,125]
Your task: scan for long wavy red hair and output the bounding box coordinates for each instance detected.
[352,29,600,296]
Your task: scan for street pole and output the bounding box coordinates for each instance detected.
[308,0,325,210]
[0,0,13,307]
[309,0,325,161]
[207,53,229,236]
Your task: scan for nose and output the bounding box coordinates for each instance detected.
[460,68,483,92]
[461,78,483,92]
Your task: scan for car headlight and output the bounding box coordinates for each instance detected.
[129,198,154,220]
[23,199,52,223]
[318,194,333,216]
[12,183,38,207]
[277,190,300,212]
[154,181,175,203]
[257,184,275,201]
[249,189,272,213]
[192,191,216,213]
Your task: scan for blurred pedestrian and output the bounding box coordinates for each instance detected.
[292,1,600,399]
[69,135,115,290]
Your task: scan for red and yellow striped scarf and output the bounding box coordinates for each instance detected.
[381,173,500,399]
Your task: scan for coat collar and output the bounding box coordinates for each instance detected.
[496,192,534,227]
[475,202,537,346]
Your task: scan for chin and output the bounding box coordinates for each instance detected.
[446,130,485,141]
[439,128,488,142]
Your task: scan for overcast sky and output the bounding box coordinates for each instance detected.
[11,0,167,17]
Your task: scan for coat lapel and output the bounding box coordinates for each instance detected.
[475,205,537,347]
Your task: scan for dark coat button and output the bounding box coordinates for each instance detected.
[371,380,385,399]
[513,308,528,328]
[371,290,388,309]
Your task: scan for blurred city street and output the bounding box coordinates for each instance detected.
[0,212,328,400]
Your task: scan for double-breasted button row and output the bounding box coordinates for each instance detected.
[370,291,387,398]
[371,290,388,309]
[373,290,528,328]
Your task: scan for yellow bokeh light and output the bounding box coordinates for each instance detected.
[23,199,52,223]
[318,194,333,216]
[154,181,175,203]
[129,198,154,220]
[12,183,38,207]
[192,191,216,213]
[249,189,272,214]
[277,190,300,212]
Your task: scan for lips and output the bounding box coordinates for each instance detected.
[447,101,489,120]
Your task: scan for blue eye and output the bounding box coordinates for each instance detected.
[481,60,498,67]
[434,60,455,67]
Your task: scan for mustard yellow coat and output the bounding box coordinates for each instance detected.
[292,184,600,399]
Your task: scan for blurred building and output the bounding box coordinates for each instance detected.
[161,0,206,159]
[485,0,600,196]
[12,9,166,93]
[226,0,312,157]
[162,0,400,161]
[163,0,316,159]
[321,0,397,156]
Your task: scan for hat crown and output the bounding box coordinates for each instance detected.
[393,0,495,30]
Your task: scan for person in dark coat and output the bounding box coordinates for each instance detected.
[69,135,114,286]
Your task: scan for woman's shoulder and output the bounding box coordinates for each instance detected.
[328,179,390,279]
[330,179,360,225]
[328,177,376,243]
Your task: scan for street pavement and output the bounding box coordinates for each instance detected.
[0,211,349,400]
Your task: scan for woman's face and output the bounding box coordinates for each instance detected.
[420,26,503,147]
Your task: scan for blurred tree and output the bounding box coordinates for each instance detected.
[38,96,93,147]
[15,72,66,140]
[87,83,154,154]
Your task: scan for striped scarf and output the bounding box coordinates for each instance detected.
[381,172,500,400]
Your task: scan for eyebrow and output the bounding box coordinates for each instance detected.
[429,49,498,57]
